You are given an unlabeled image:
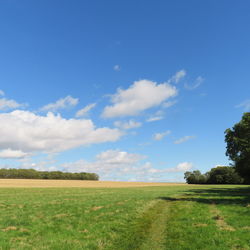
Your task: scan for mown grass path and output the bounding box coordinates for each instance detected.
[0,185,249,249]
[112,186,250,250]
[110,199,173,250]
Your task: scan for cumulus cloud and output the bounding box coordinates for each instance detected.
[170,70,186,83]
[113,65,121,71]
[61,150,146,175]
[40,95,79,112]
[96,150,144,165]
[0,110,122,155]
[153,131,171,141]
[236,99,250,111]
[75,103,96,117]
[114,120,142,130]
[102,79,177,118]
[61,149,193,181]
[184,76,204,90]
[10,149,192,181]
[0,149,29,159]
[174,135,195,144]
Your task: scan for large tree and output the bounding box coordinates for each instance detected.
[225,112,250,183]
[206,166,243,184]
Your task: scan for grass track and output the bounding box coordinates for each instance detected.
[0,184,249,249]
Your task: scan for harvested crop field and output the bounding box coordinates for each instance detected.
[0,179,186,188]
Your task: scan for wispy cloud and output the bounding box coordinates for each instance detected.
[174,135,195,144]
[0,98,25,110]
[236,99,250,111]
[146,110,165,122]
[170,70,186,84]
[153,130,171,141]
[146,116,164,122]
[40,95,79,112]
[113,65,121,71]
[162,100,177,108]
[184,76,204,90]
[147,162,193,173]
[75,103,96,117]
[114,120,142,130]
[0,90,5,96]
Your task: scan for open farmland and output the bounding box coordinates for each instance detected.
[0,179,185,188]
[0,183,249,249]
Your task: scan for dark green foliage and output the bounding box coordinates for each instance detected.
[184,166,243,184]
[225,112,250,183]
[0,168,99,180]
[184,170,208,184]
[206,166,243,184]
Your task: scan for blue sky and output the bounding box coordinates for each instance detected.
[0,0,250,182]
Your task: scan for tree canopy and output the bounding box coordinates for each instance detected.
[225,112,250,183]
[184,166,243,184]
[184,170,208,184]
[0,168,99,181]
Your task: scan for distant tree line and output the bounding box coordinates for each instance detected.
[184,166,243,184]
[0,168,99,180]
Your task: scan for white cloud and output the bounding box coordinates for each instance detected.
[174,135,195,144]
[0,149,29,159]
[102,79,177,118]
[170,70,186,83]
[174,162,193,171]
[40,95,79,112]
[75,103,96,117]
[61,150,146,175]
[146,162,193,174]
[96,150,144,165]
[236,99,250,111]
[61,150,192,181]
[153,130,171,141]
[113,65,121,71]
[0,110,122,154]
[146,110,165,122]
[0,98,24,110]
[184,76,204,90]
[11,149,192,181]
[162,100,177,108]
[114,120,142,130]
[0,90,5,96]
[146,116,164,122]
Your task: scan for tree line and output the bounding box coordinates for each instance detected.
[0,168,99,180]
[184,166,243,184]
[185,112,250,184]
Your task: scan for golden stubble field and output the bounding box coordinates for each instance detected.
[0,179,186,188]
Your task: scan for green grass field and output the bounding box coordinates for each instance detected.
[0,185,249,250]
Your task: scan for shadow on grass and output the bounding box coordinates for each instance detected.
[158,186,250,206]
